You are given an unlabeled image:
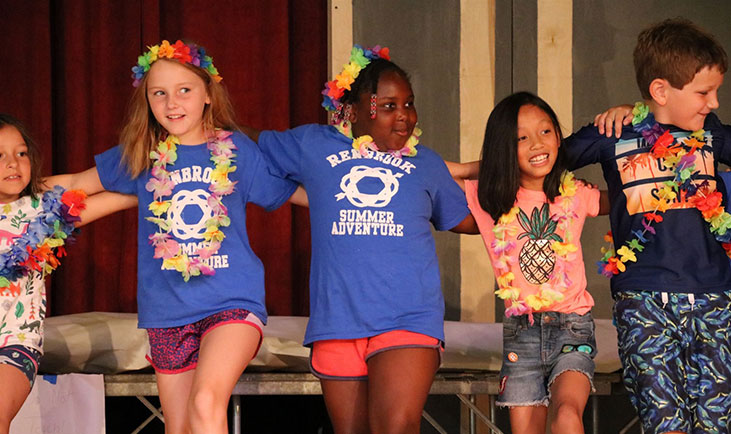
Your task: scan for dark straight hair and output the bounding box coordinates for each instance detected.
[477,92,567,222]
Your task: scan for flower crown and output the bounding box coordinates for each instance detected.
[131,39,222,87]
[321,44,391,113]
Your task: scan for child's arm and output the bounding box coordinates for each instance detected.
[445,160,480,180]
[593,104,634,138]
[44,167,105,195]
[449,213,479,234]
[77,191,137,227]
[599,190,610,216]
[289,185,308,207]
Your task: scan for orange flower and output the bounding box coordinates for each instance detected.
[61,190,87,216]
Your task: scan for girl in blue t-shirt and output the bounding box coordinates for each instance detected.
[46,40,303,434]
[254,45,474,434]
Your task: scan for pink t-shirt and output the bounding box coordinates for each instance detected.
[465,180,599,315]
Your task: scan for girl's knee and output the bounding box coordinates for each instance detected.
[369,410,421,434]
[187,387,227,420]
[549,403,584,432]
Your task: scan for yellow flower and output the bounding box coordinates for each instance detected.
[559,171,577,197]
[497,207,520,225]
[496,272,514,288]
[204,226,225,243]
[526,294,552,311]
[148,200,171,217]
[616,245,637,263]
[163,254,186,272]
[495,285,520,300]
[552,241,577,257]
[343,62,361,80]
[651,197,672,213]
[148,45,160,62]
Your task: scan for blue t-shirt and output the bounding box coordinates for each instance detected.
[258,124,469,344]
[565,113,731,294]
[95,131,298,328]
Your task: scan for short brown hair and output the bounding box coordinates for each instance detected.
[634,18,727,100]
[0,114,43,199]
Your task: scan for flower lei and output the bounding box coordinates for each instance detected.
[493,171,579,321]
[335,120,420,159]
[131,39,221,88]
[597,102,731,276]
[0,187,86,290]
[145,130,237,281]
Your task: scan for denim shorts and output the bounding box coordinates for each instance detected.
[497,311,596,407]
[614,290,731,434]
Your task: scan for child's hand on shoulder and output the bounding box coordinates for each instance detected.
[594,104,634,138]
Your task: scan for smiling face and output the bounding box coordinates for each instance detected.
[516,104,560,191]
[146,59,211,145]
[0,126,31,203]
[653,65,724,131]
[351,70,417,151]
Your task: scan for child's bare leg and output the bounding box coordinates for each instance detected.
[156,369,194,434]
[508,405,548,434]
[188,323,260,434]
[548,371,591,434]
[0,365,31,434]
[320,379,369,434]
[367,347,439,434]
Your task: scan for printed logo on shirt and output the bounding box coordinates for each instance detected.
[326,149,414,238]
[615,132,716,216]
[166,165,229,270]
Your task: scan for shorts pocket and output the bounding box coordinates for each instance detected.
[567,316,595,340]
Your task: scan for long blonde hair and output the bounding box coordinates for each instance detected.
[119,59,240,178]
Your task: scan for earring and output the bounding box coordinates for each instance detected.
[343,104,352,122]
[370,94,377,119]
[333,104,343,124]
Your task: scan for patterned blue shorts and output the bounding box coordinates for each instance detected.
[497,311,596,407]
[0,345,40,388]
[614,290,731,434]
[146,309,263,374]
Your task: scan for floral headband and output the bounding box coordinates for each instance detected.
[131,39,222,87]
[321,44,391,112]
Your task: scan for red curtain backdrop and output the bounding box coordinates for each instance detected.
[0,0,325,317]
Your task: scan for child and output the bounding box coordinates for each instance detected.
[254,45,473,433]
[565,18,731,433]
[0,114,135,434]
[454,92,606,434]
[46,40,301,434]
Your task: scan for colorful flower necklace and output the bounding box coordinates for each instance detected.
[597,102,731,277]
[145,130,237,281]
[335,120,420,158]
[0,187,86,290]
[493,171,579,321]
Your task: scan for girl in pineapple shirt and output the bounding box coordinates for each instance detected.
[455,92,608,434]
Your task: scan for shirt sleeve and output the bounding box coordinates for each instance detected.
[257,125,311,182]
[578,183,601,218]
[563,123,618,170]
[93,145,137,195]
[241,139,299,211]
[429,155,470,231]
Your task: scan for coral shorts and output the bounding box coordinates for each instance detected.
[310,330,441,380]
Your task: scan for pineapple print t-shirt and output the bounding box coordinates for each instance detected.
[0,196,47,353]
[465,180,598,315]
